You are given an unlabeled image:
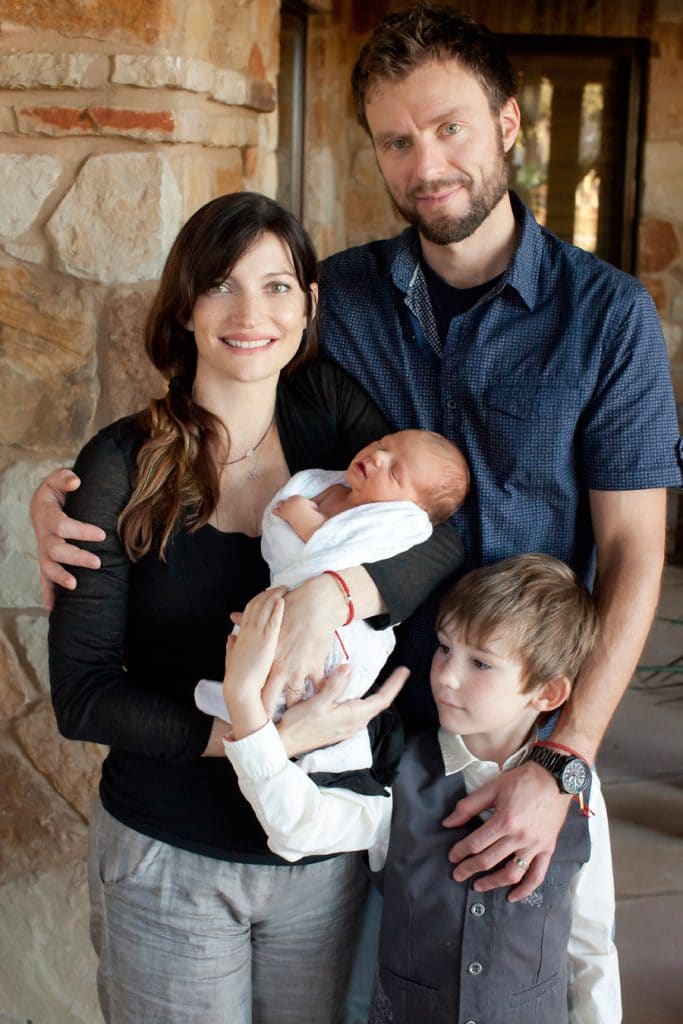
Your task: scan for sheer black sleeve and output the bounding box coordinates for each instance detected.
[48,423,213,762]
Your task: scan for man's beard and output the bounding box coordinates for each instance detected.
[388,148,510,246]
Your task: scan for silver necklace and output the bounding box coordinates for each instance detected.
[219,414,275,480]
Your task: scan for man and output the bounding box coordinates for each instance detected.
[318,3,681,896]
[33,4,681,902]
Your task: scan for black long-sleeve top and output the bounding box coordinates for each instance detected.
[49,360,463,863]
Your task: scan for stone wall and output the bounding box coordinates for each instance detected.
[0,2,281,1020]
[0,0,681,1019]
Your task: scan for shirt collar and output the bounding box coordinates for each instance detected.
[388,191,543,312]
[438,727,537,777]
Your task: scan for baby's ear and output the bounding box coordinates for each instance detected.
[530,675,571,713]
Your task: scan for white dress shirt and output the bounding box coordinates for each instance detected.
[224,722,621,1023]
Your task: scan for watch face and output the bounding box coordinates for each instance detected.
[561,758,589,794]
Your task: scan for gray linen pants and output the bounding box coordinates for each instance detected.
[88,799,368,1023]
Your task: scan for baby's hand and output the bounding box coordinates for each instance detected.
[272,495,326,542]
[224,587,287,704]
[273,494,317,524]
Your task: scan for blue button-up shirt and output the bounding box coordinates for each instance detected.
[320,193,681,580]
[319,195,682,723]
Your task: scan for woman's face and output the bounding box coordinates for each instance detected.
[188,231,316,390]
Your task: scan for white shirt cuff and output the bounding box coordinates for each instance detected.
[223,720,289,781]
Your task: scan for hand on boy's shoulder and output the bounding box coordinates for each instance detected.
[443,760,571,901]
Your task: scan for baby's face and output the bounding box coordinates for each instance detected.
[346,431,436,507]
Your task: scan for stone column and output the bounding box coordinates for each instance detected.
[0,2,279,1019]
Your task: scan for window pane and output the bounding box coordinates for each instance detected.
[504,38,645,272]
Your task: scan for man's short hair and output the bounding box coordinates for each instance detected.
[437,554,599,692]
[352,3,517,132]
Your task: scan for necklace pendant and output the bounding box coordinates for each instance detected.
[247,466,258,481]
[245,448,255,459]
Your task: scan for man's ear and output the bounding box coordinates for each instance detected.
[499,96,521,154]
[530,675,572,713]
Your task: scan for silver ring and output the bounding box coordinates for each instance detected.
[286,685,306,697]
[514,856,529,872]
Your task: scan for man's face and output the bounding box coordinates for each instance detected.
[364,58,519,246]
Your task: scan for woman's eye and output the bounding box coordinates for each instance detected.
[267,281,290,294]
[208,282,230,295]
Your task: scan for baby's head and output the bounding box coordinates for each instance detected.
[347,429,469,522]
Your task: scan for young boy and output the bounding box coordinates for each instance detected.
[222,554,621,1023]
[196,428,468,775]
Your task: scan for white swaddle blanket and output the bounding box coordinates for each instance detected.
[195,468,432,775]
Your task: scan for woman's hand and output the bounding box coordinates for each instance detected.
[277,664,409,759]
[30,468,106,610]
[223,587,287,739]
[262,569,384,711]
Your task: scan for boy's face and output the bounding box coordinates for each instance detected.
[346,431,437,508]
[430,619,540,747]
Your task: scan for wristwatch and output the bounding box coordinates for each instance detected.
[526,743,591,795]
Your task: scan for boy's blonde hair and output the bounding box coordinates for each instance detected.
[437,554,599,692]
[414,431,470,523]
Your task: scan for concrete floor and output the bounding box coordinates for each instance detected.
[598,564,683,1023]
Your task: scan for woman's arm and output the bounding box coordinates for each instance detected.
[48,427,213,760]
[268,362,465,695]
[307,360,466,625]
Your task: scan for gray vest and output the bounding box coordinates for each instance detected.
[374,731,590,1024]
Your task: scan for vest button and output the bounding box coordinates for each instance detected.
[447,398,457,410]
[470,902,486,917]
[464,1020,478,1024]
[467,961,484,976]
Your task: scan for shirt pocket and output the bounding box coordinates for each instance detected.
[483,382,580,487]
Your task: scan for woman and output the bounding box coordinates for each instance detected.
[48,193,461,1024]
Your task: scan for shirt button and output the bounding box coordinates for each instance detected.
[467,961,484,976]
[470,902,486,917]
[446,398,457,410]
[464,1020,478,1024]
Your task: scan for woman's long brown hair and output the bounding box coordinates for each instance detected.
[118,192,319,561]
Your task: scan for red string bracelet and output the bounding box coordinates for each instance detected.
[532,740,590,762]
[323,569,355,626]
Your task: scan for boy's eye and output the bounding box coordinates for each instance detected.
[437,642,451,655]
[472,658,492,671]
